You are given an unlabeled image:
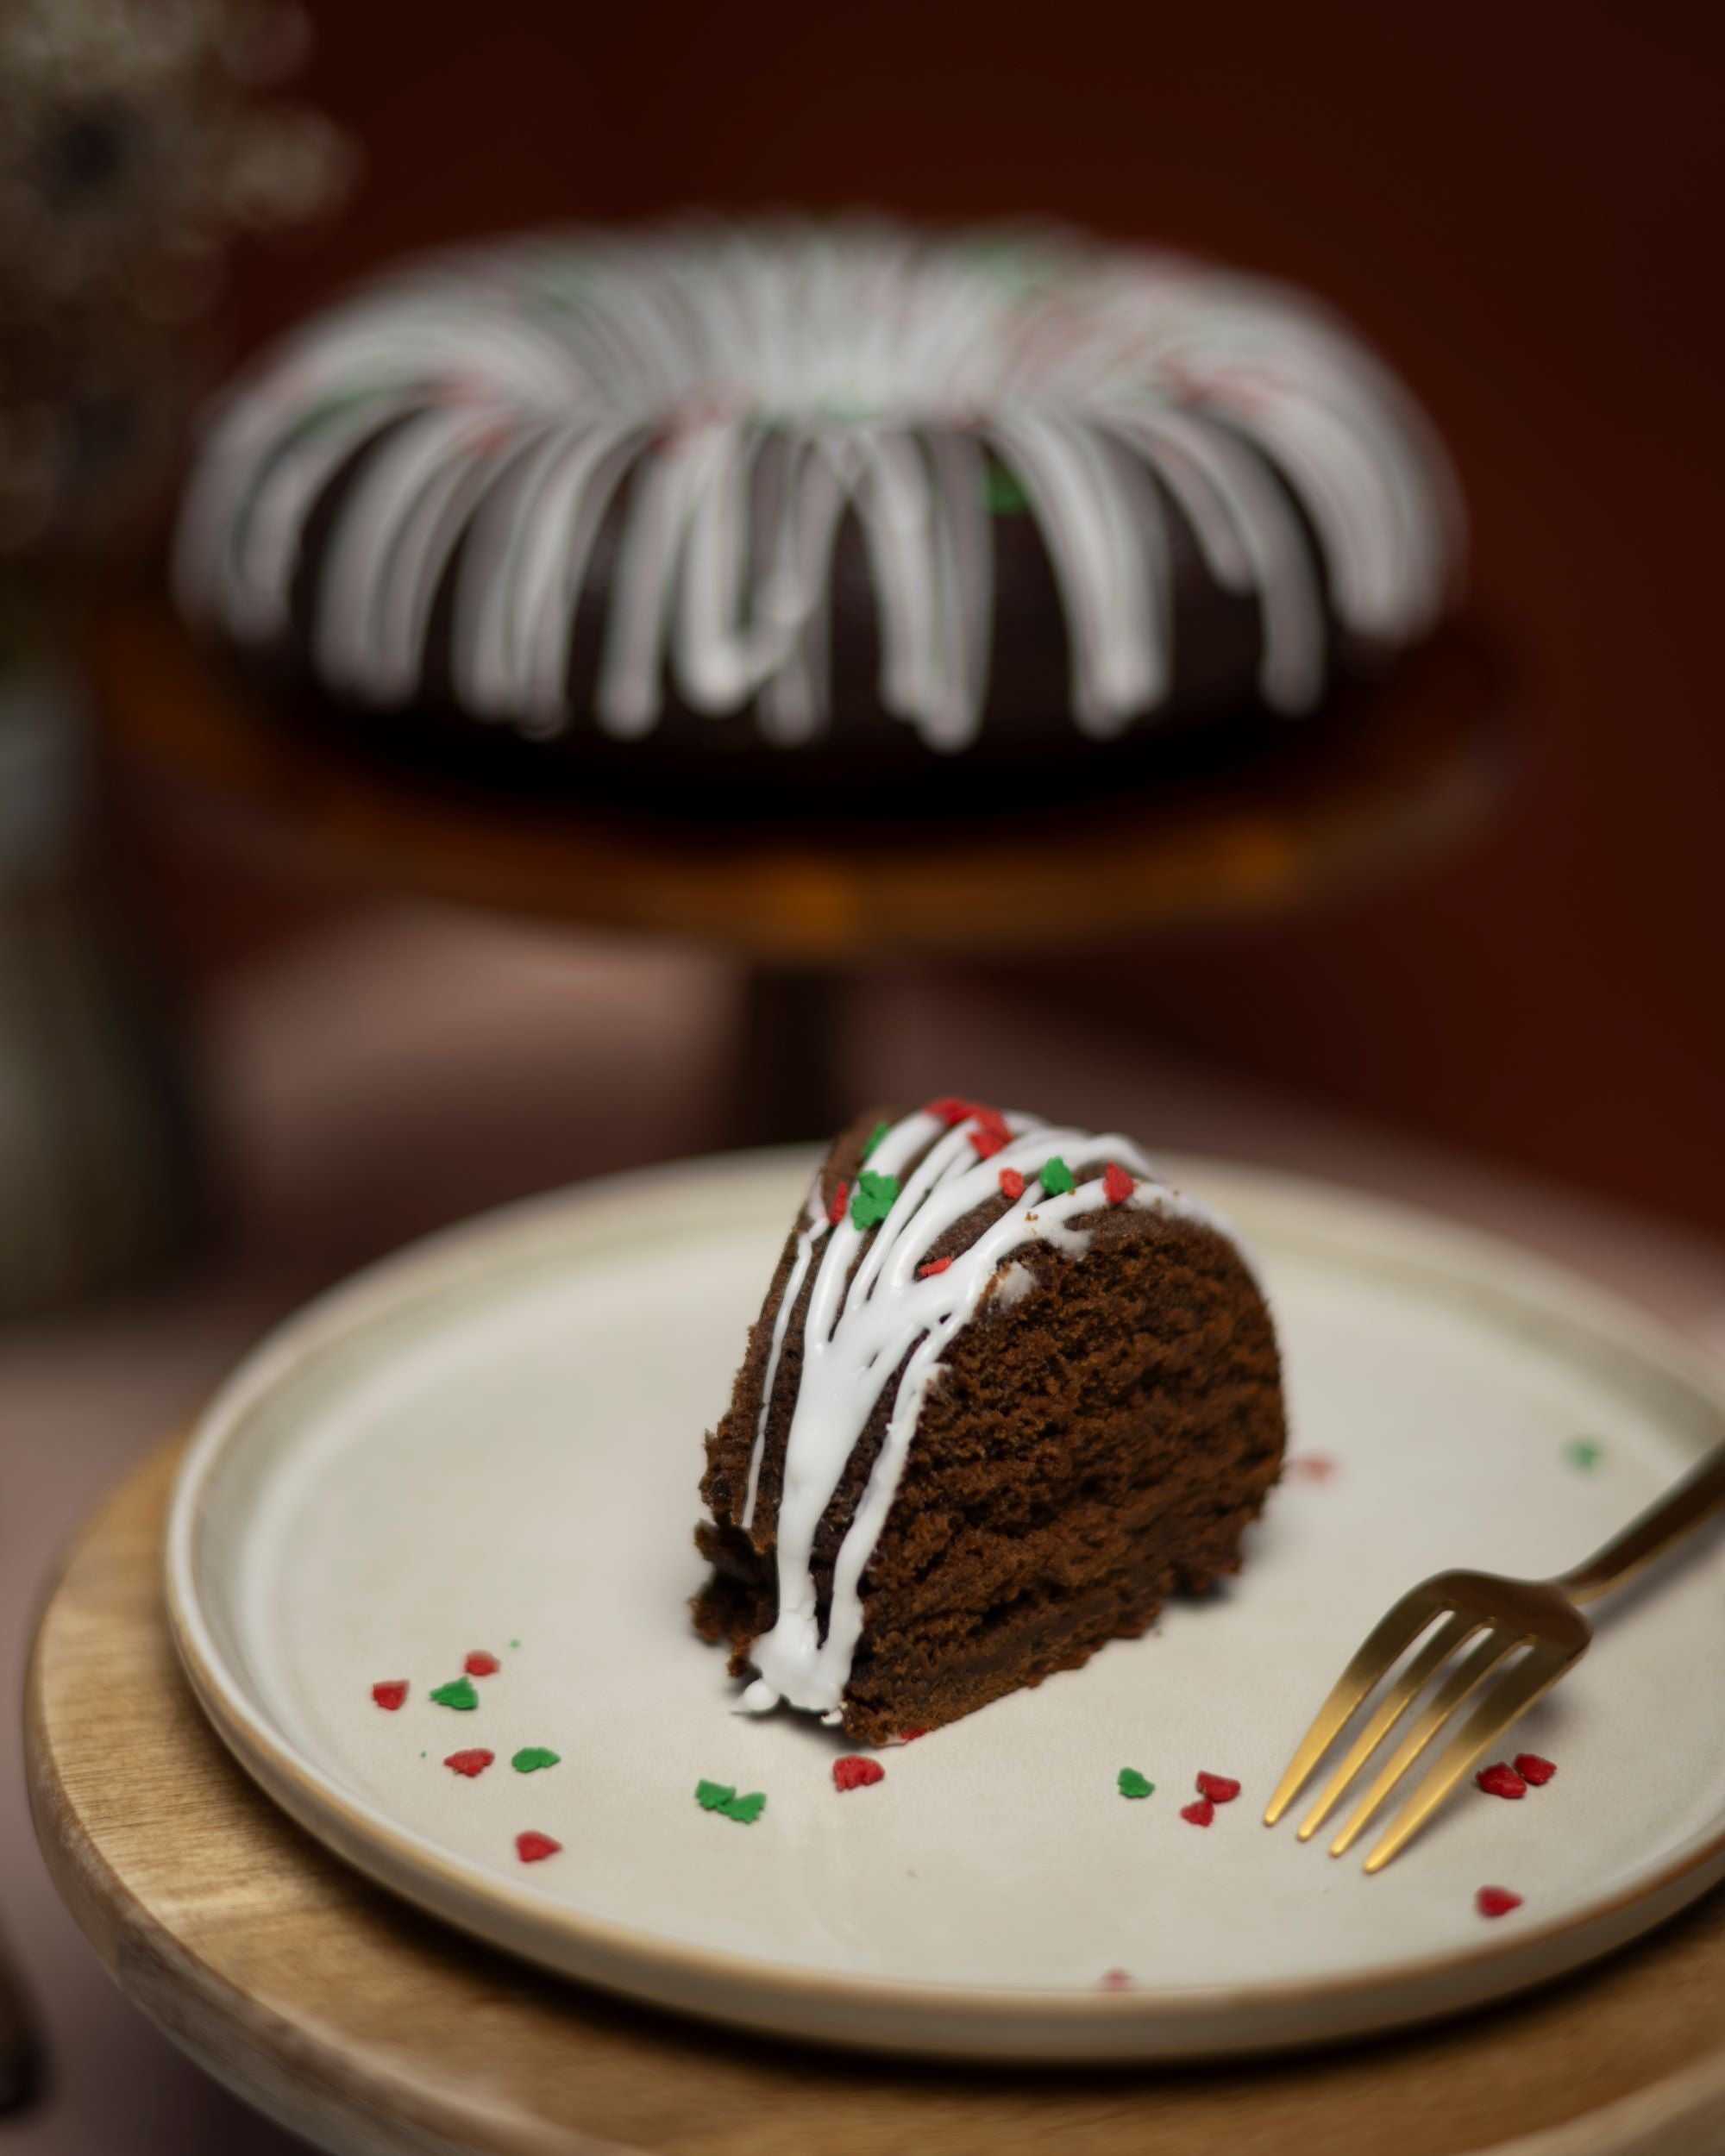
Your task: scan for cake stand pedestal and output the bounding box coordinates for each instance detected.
[28,1433,1725,2156]
[90,599,1516,1143]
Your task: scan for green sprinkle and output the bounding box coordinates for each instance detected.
[430,1677,479,1712]
[509,1639,521,1650]
[695,1778,766,1823]
[419,1752,426,1758]
[984,460,1030,515]
[1564,1438,1603,1470]
[1118,1768,1155,1800]
[850,1171,900,1229]
[1038,1156,1076,1196]
[512,1746,561,1773]
[862,1119,892,1163]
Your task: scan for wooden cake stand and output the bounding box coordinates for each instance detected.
[90,599,1515,1138]
[28,1436,1725,2156]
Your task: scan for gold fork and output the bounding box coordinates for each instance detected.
[1264,1438,1725,1872]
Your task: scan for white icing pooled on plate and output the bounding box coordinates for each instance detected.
[736,1106,1254,1721]
[175,219,1460,751]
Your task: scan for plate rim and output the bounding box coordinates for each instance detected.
[164,1144,1725,2062]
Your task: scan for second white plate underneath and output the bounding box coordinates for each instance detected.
[166,1149,1725,2061]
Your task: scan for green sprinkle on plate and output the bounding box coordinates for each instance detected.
[512,1746,561,1773]
[696,1778,767,1824]
[1118,1768,1155,1800]
[430,1677,479,1711]
[1564,1438,1603,1471]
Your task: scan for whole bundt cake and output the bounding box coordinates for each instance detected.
[175,216,1461,799]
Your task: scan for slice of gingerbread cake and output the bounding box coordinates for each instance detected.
[693,1100,1284,1742]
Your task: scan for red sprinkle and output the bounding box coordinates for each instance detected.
[444,1749,494,1778]
[1196,1772,1242,1804]
[926,1096,979,1125]
[516,1831,561,1864]
[1477,1763,1528,1800]
[826,1179,850,1226]
[1285,1453,1339,1482]
[969,1106,1013,1159]
[372,1681,408,1712]
[833,1756,887,1792]
[464,1650,501,1677]
[1180,1797,1216,1827]
[1477,1886,1523,1919]
[919,1257,952,1277]
[1098,1968,1134,1992]
[1515,1752,1557,1786]
[998,1167,1027,1201]
[899,1728,928,1744]
[1103,1162,1136,1206]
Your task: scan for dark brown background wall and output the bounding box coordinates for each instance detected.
[223,0,1724,1230]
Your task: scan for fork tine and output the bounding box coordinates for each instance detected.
[1361,1640,1578,1873]
[1295,1610,1478,1841]
[1263,1582,1451,1827]
[1327,1630,1521,1857]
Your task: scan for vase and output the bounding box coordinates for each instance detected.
[0,646,205,1318]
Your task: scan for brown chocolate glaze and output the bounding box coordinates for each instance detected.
[693,1109,1286,1742]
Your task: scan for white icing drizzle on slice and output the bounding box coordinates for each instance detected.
[739,1106,1256,1720]
[739,1186,829,1532]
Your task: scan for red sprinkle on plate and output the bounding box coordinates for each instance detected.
[516,1831,561,1864]
[371,1680,408,1711]
[1180,1797,1215,1827]
[444,1749,494,1778]
[1284,1454,1339,1482]
[1477,1763,1528,1800]
[1195,1771,1241,1803]
[1477,1886,1523,1918]
[464,1650,501,1677]
[833,1756,886,1793]
[1515,1752,1557,1785]
[1098,1968,1134,1991]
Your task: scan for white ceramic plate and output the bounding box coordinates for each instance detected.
[167,1149,1725,2062]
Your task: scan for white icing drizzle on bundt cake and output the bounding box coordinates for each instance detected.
[176,219,1460,753]
[735,1101,1254,1721]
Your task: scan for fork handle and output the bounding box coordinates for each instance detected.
[1558,1437,1725,1604]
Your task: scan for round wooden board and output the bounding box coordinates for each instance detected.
[26,1439,1725,2156]
[90,599,1515,962]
